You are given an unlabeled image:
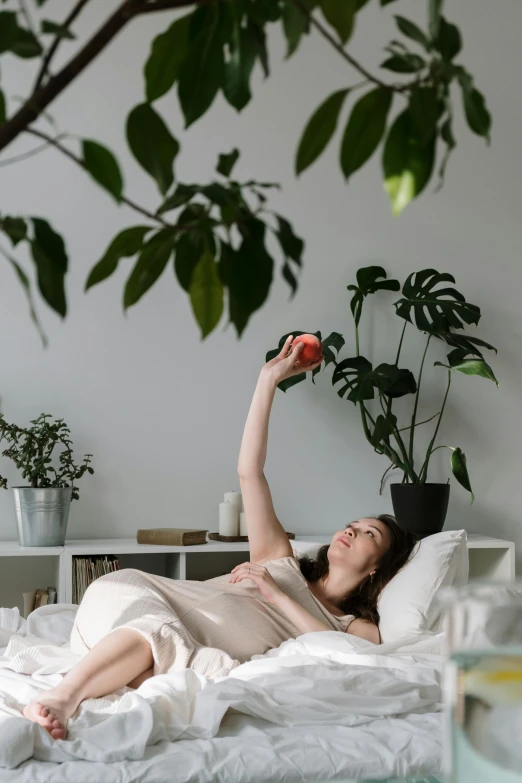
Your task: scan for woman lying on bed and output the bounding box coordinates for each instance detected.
[23,336,416,740]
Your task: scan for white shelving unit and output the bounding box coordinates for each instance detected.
[0,533,516,610]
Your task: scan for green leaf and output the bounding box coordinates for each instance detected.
[41,19,75,39]
[434,16,461,60]
[82,140,123,203]
[2,248,47,346]
[340,88,393,180]
[394,269,481,332]
[371,414,397,449]
[320,0,356,44]
[275,215,304,266]
[126,103,179,195]
[0,12,21,53]
[374,363,417,398]
[380,0,400,5]
[144,14,190,102]
[282,260,298,299]
[178,4,224,127]
[0,89,5,125]
[217,148,240,177]
[380,53,425,73]
[457,72,491,143]
[123,229,175,309]
[428,0,444,40]
[347,265,400,326]
[450,447,474,502]
[174,226,209,293]
[332,356,376,403]
[435,357,498,386]
[30,217,68,317]
[85,226,151,290]
[221,219,274,337]
[382,109,436,216]
[157,183,199,215]
[282,1,308,58]
[11,28,42,58]
[409,85,439,146]
[394,15,430,50]
[248,18,269,77]
[223,20,257,111]
[296,88,350,175]
[189,247,224,339]
[321,331,345,367]
[431,330,496,358]
[1,216,26,246]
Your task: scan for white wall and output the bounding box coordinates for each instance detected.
[0,0,520,570]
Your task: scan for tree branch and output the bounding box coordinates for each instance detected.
[26,128,172,228]
[136,0,220,12]
[34,0,93,93]
[0,0,140,154]
[290,0,392,90]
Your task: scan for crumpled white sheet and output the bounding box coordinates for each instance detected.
[0,604,445,775]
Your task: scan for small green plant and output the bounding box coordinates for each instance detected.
[0,413,94,500]
[267,267,499,501]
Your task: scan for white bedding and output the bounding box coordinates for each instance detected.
[0,604,444,783]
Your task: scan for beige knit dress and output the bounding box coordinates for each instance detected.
[69,552,355,679]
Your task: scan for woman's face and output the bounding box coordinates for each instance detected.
[329,518,392,578]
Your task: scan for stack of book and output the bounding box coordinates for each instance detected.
[72,555,121,604]
[136,528,208,545]
[22,586,57,619]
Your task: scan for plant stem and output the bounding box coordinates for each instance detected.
[34,0,93,92]
[419,370,452,483]
[290,0,393,90]
[398,412,439,432]
[355,323,360,357]
[408,334,431,464]
[395,321,407,365]
[25,128,173,228]
[379,463,397,495]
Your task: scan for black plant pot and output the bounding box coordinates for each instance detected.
[390,483,450,538]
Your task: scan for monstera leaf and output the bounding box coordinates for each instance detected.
[370,413,398,450]
[332,357,416,403]
[430,329,496,358]
[394,269,481,332]
[347,265,400,325]
[435,355,498,386]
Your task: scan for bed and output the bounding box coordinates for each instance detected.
[0,532,466,782]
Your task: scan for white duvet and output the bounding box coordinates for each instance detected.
[0,604,444,782]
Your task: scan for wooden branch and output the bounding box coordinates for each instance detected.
[137,0,220,11]
[0,0,140,154]
[33,0,93,92]
[26,128,172,227]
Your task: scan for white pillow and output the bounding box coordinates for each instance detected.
[293,530,469,643]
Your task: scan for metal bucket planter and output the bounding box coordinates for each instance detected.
[13,487,72,547]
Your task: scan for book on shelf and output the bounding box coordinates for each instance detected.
[22,585,57,619]
[72,555,121,605]
[136,528,208,546]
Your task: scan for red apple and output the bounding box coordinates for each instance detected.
[293,334,322,365]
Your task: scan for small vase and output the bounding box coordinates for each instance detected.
[390,482,450,538]
[13,487,72,547]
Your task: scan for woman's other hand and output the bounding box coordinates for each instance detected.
[229,562,285,606]
[261,335,324,385]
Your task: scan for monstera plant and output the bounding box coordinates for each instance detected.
[0,0,491,345]
[266,267,498,535]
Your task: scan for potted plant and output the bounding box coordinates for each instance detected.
[266,267,498,537]
[0,413,94,547]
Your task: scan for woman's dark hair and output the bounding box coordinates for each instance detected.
[298,514,418,625]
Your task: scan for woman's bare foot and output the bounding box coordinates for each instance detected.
[23,692,78,740]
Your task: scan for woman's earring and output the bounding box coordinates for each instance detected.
[370,572,375,582]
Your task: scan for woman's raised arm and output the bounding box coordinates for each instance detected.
[237,336,323,564]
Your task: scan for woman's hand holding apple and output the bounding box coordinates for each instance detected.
[262,334,324,385]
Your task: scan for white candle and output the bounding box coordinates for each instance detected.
[224,491,242,513]
[239,511,248,537]
[219,501,239,537]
